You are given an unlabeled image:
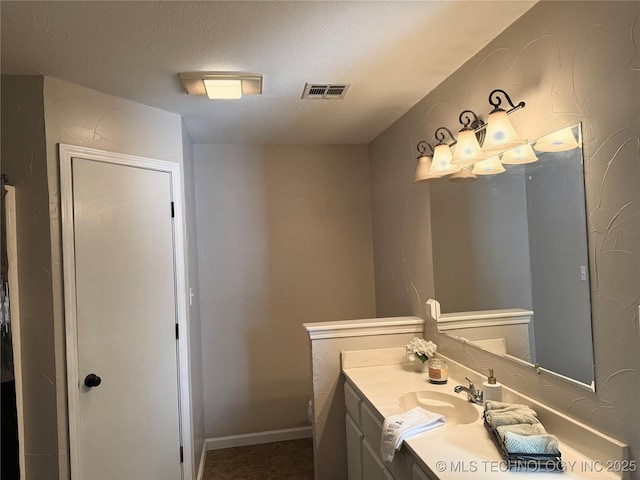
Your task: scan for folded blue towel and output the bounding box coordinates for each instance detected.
[503,431,560,455]
[497,423,547,437]
[485,402,561,456]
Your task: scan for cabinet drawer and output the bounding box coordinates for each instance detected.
[361,401,383,448]
[344,382,362,426]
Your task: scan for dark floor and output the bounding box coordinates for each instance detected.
[203,438,314,480]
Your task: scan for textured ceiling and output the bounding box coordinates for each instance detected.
[1,1,536,144]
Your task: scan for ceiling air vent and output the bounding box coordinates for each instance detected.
[301,83,351,100]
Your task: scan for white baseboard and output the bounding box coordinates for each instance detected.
[205,426,312,451]
[196,440,207,480]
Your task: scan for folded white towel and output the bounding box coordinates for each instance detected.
[380,407,445,462]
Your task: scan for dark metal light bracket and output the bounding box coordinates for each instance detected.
[488,89,526,113]
[458,110,487,145]
[459,110,484,130]
[416,141,435,157]
[435,127,456,145]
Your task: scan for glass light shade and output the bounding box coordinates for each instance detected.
[534,126,579,152]
[428,144,460,176]
[451,129,486,166]
[501,142,538,165]
[482,110,523,153]
[414,155,440,182]
[472,155,505,175]
[449,166,477,183]
[204,79,243,99]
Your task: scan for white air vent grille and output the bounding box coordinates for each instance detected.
[302,83,351,100]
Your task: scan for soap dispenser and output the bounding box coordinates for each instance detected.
[483,369,502,403]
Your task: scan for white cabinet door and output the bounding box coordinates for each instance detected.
[383,467,396,480]
[346,415,363,480]
[345,383,362,425]
[412,463,431,480]
[362,439,384,480]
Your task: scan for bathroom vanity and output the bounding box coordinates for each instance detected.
[342,348,629,480]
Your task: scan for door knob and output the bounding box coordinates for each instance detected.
[84,373,102,388]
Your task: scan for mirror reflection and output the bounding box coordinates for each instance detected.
[430,123,595,387]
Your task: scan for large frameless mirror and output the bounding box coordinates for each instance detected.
[430,123,595,388]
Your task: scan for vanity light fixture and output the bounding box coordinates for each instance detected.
[451,110,486,167]
[449,166,478,183]
[428,127,461,176]
[414,142,441,182]
[533,126,579,152]
[471,155,505,175]
[413,88,526,183]
[179,72,263,99]
[482,89,526,153]
[501,141,538,165]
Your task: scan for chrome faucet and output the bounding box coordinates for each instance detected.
[454,377,484,405]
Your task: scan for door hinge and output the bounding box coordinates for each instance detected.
[175,323,179,339]
[180,446,184,463]
[170,201,175,218]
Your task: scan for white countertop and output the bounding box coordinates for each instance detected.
[343,360,626,480]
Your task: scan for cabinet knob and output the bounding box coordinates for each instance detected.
[84,373,102,388]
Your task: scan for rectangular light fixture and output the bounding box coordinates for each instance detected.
[203,79,242,99]
[179,72,263,100]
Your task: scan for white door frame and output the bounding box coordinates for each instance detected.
[59,144,193,480]
[5,185,26,480]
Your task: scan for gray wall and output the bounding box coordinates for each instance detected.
[0,76,198,479]
[369,1,640,472]
[43,76,187,479]
[1,75,60,479]
[193,144,376,438]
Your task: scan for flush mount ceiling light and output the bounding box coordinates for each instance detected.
[179,72,263,99]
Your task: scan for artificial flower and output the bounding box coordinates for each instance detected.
[404,337,437,363]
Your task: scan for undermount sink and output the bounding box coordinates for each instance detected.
[399,391,480,425]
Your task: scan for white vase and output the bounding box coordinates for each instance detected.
[413,357,429,373]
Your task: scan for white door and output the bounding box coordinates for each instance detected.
[66,156,182,480]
